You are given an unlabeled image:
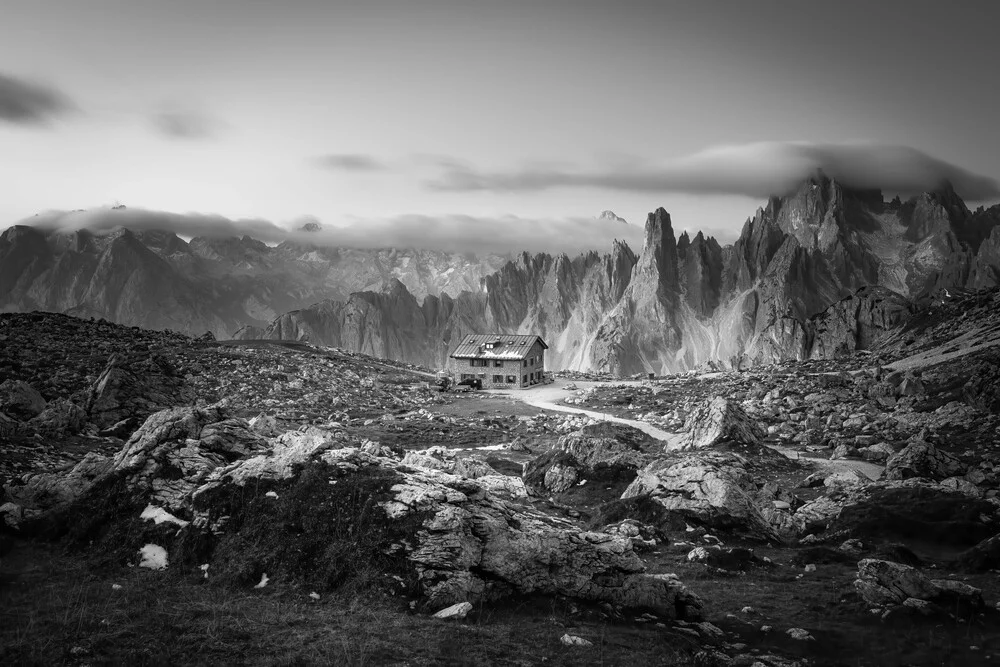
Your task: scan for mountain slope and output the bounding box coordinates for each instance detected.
[0,221,507,338]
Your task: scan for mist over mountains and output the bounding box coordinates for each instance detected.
[3,175,1000,374]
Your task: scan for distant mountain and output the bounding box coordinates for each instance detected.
[598,210,628,225]
[6,176,1000,374]
[0,224,508,338]
[241,174,1000,373]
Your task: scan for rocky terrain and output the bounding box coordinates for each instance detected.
[2,295,1000,665]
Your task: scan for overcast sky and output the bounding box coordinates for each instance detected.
[2,0,999,249]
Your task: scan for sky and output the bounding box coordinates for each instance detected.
[2,0,999,252]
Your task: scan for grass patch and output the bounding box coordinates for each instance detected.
[0,540,705,666]
[180,461,427,596]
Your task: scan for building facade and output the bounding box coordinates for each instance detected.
[448,334,548,389]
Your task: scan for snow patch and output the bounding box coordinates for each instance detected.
[140,504,190,528]
[137,544,168,570]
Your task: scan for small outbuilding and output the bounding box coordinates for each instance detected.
[448,334,548,389]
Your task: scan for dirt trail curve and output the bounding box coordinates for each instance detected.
[492,379,885,480]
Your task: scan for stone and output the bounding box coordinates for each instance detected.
[854,559,984,610]
[831,443,858,460]
[959,534,1000,571]
[28,398,86,435]
[860,442,895,463]
[929,579,985,609]
[523,425,656,495]
[0,380,46,420]
[883,440,965,481]
[786,628,815,641]
[683,398,765,450]
[899,374,925,397]
[686,545,759,571]
[247,413,280,437]
[432,601,473,620]
[823,469,872,492]
[560,634,593,647]
[452,457,496,479]
[623,452,781,540]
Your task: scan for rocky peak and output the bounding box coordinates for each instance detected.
[677,231,691,258]
[680,230,724,317]
[634,207,681,303]
[898,186,971,245]
[598,210,628,225]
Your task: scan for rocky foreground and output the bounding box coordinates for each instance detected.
[2,300,1000,665]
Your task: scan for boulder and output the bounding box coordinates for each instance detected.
[855,559,984,611]
[452,457,496,479]
[401,446,455,472]
[622,452,780,540]
[686,545,761,571]
[28,398,87,435]
[0,380,46,420]
[958,534,1000,572]
[831,443,859,460]
[433,601,473,620]
[860,442,895,463]
[682,398,765,450]
[7,451,113,513]
[247,413,280,437]
[854,559,941,605]
[523,426,655,496]
[0,411,19,439]
[827,483,998,549]
[898,374,925,397]
[85,353,191,429]
[823,469,872,493]
[883,440,965,481]
[6,404,268,515]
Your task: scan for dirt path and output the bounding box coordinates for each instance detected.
[492,379,885,479]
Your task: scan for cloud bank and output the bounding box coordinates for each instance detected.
[424,142,1000,201]
[0,72,75,126]
[21,207,646,256]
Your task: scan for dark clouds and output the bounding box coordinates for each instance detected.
[424,142,1000,201]
[23,207,646,256]
[0,72,75,126]
[151,110,223,140]
[315,154,388,171]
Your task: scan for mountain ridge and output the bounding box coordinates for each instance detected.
[5,176,1000,373]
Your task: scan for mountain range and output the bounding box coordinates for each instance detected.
[3,175,1000,373]
[0,224,508,339]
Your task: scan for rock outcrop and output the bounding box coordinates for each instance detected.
[882,440,966,481]
[855,559,985,613]
[681,398,765,450]
[85,353,192,430]
[0,380,46,420]
[523,423,659,496]
[5,404,703,619]
[621,451,786,540]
